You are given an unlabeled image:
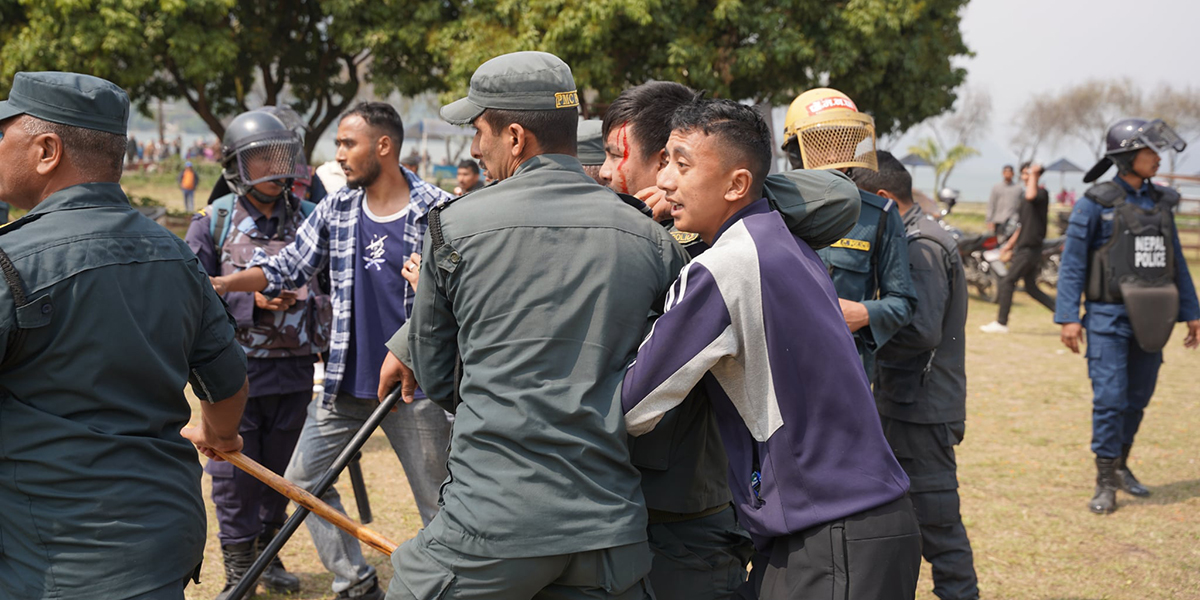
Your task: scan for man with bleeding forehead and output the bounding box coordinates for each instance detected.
[620,98,921,600]
[598,82,863,600]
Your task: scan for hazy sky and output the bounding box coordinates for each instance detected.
[900,0,1200,199]
[962,0,1198,133]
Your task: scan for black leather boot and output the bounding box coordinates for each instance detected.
[1089,456,1119,515]
[258,525,302,594]
[216,541,257,600]
[1118,444,1151,497]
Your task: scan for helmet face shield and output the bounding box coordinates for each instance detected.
[793,111,878,171]
[234,137,302,191]
[1139,119,1187,154]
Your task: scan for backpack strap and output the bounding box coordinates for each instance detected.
[300,199,317,218]
[208,193,239,248]
[870,199,893,300]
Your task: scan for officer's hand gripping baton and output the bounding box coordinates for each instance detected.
[225,383,405,600]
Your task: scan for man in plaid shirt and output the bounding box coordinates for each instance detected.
[214,102,452,600]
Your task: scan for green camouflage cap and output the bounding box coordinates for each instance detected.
[441,51,579,126]
[0,72,129,136]
[576,120,605,166]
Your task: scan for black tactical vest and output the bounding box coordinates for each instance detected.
[1084,181,1181,352]
[1085,181,1178,303]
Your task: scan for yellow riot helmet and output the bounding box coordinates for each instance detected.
[781,88,877,172]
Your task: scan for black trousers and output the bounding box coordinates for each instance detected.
[882,418,979,600]
[206,390,310,545]
[997,246,1055,325]
[754,496,921,600]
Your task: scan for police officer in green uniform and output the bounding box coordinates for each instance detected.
[781,88,916,370]
[0,72,249,600]
[378,51,684,599]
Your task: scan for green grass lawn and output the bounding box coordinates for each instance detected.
[183,295,1200,600]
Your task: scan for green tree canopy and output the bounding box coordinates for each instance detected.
[1,0,970,153]
[434,0,971,136]
[0,0,454,158]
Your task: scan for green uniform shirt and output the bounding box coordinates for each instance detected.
[0,183,246,599]
[396,154,687,558]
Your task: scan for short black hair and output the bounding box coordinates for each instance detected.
[602,81,700,160]
[1002,164,1014,171]
[21,116,125,181]
[849,150,912,202]
[342,102,405,149]
[1019,161,1032,173]
[669,99,772,197]
[457,159,479,174]
[480,108,577,155]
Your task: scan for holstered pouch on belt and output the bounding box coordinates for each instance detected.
[1119,281,1178,352]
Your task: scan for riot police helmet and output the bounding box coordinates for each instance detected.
[220,110,302,201]
[1083,118,1187,183]
[782,88,878,172]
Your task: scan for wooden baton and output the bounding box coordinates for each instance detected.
[212,449,399,556]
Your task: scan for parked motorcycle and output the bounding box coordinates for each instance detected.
[937,189,1065,302]
[1038,236,1064,289]
[937,189,1005,302]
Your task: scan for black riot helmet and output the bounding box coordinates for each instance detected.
[221,110,302,202]
[1083,118,1188,183]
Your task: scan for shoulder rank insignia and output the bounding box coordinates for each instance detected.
[830,238,870,251]
[672,231,700,245]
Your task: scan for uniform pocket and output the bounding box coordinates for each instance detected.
[390,530,456,600]
[824,244,872,275]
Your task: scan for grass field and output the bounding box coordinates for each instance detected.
[144,192,1197,599]
[183,302,1200,599]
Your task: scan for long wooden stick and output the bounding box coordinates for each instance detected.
[213,449,398,556]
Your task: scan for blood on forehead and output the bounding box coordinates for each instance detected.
[615,122,631,194]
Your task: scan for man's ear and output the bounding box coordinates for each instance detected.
[34,132,64,176]
[508,123,527,158]
[377,134,394,158]
[655,148,668,170]
[874,188,899,203]
[724,168,754,202]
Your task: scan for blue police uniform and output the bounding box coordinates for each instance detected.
[1055,177,1200,459]
[816,190,917,370]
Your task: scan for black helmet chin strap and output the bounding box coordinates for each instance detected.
[247,181,292,205]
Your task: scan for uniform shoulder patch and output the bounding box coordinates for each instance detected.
[672,230,700,244]
[830,238,870,251]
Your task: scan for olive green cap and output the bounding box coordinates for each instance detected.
[441,51,579,126]
[577,120,605,166]
[0,71,129,136]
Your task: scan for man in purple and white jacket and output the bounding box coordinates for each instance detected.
[621,98,921,600]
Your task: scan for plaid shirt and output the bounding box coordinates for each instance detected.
[250,167,450,408]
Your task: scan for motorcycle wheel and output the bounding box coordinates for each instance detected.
[1038,254,1060,289]
[975,271,1000,303]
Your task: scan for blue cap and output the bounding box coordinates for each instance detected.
[0,72,130,136]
